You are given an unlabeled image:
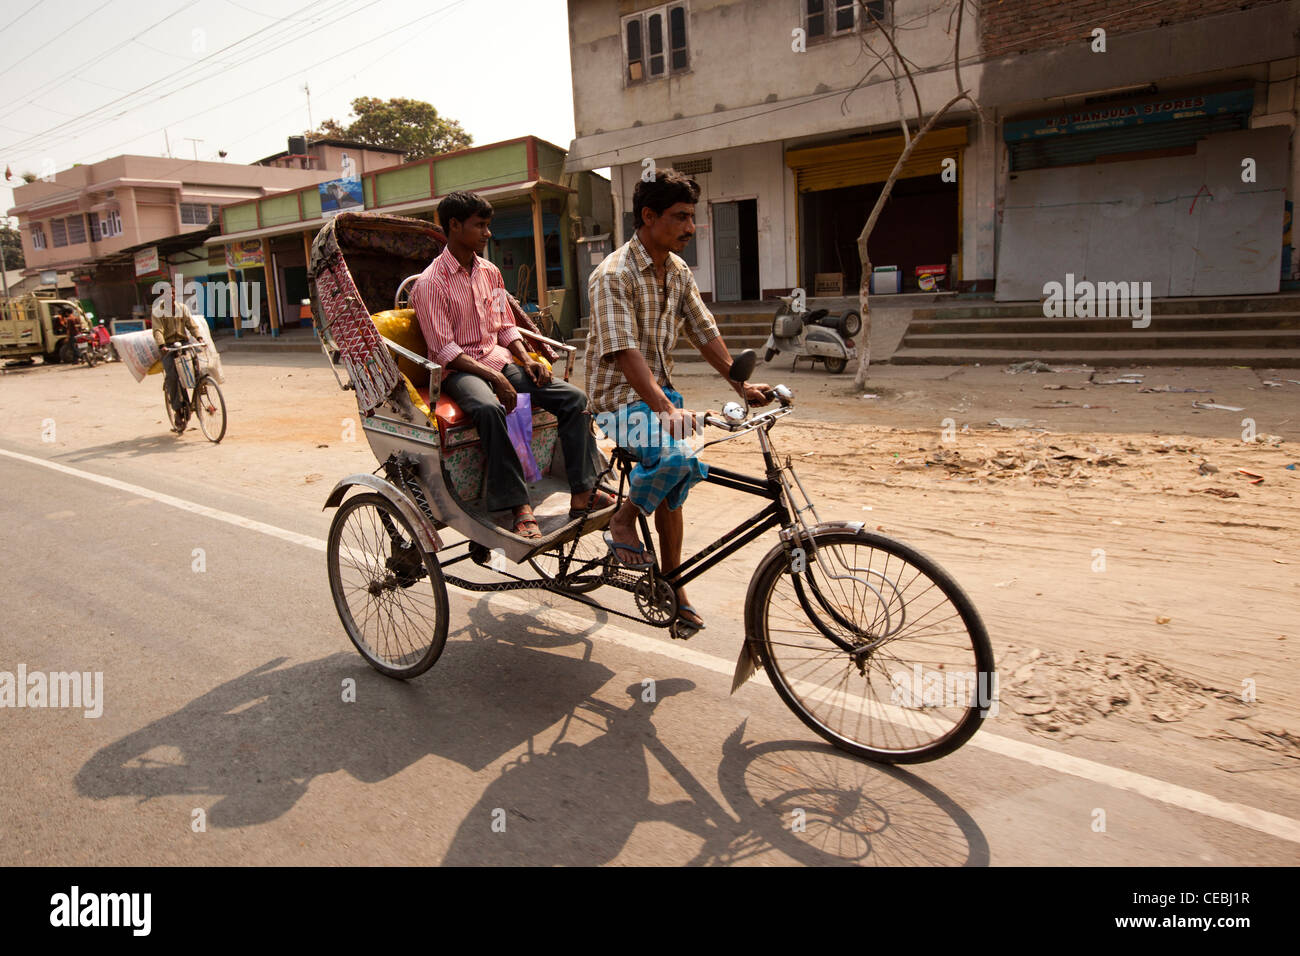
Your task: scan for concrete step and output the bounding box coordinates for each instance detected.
[908,312,1300,336]
[916,294,1300,321]
[887,347,1300,368]
[900,328,1300,351]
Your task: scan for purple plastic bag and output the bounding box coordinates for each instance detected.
[506,393,543,483]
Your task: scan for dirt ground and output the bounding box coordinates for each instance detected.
[2,350,1297,812]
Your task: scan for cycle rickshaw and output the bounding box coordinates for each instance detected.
[308,212,994,764]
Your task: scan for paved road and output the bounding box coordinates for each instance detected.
[2,442,1296,866]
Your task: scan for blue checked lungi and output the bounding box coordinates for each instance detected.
[597,387,707,515]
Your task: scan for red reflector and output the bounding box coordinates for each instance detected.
[844,338,855,347]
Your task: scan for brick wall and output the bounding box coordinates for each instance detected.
[980,0,1287,58]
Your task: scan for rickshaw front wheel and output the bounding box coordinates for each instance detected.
[327,492,450,679]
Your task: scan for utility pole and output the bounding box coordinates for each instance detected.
[185,137,204,161]
[163,129,172,158]
[1,231,9,301]
[303,82,313,134]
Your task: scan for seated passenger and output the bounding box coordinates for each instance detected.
[410,190,611,539]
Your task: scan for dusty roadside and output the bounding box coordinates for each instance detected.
[3,351,1297,821]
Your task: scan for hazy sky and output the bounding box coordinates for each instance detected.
[0,0,577,216]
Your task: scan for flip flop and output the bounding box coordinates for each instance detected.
[678,604,706,631]
[569,489,616,519]
[603,530,653,569]
[512,510,542,539]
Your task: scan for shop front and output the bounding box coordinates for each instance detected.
[786,126,967,295]
[995,86,1285,300]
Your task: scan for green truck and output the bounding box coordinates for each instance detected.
[0,293,96,364]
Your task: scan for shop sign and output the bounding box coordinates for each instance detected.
[319,177,364,219]
[1003,89,1253,142]
[225,239,264,269]
[134,247,160,276]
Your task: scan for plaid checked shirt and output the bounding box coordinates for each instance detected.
[585,230,720,414]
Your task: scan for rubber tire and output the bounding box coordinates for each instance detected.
[43,351,61,365]
[746,528,994,764]
[195,375,227,443]
[327,492,450,679]
[84,348,97,368]
[824,356,847,374]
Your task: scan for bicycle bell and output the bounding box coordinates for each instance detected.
[722,401,746,423]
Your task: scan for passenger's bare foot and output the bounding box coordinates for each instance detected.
[569,488,615,513]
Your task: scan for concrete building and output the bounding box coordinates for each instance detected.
[563,0,1299,304]
[5,143,398,321]
[208,136,613,337]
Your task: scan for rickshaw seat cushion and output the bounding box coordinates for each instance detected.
[371,308,429,387]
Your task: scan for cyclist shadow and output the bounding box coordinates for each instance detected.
[444,603,989,866]
[75,633,618,829]
[55,433,204,463]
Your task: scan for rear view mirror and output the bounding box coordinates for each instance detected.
[729,349,757,382]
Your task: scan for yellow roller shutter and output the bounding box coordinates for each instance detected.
[786,126,968,193]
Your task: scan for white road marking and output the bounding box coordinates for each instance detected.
[0,447,325,552]
[6,445,1299,845]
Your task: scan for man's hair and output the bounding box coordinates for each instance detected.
[633,169,700,229]
[438,191,493,232]
[57,305,72,315]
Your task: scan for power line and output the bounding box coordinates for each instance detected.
[0,0,44,35]
[40,0,471,168]
[0,0,188,111]
[0,0,363,155]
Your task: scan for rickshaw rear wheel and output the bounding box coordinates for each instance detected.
[327,492,449,679]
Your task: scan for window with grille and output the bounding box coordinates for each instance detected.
[51,218,68,247]
[806,0,887,40]
[30,224,46,250]
[66,215,86,245]
[103,208,123,237]
[180,202,211,225]
[89,213,102,242]
[673,157,711,176]
[623,3,689,85]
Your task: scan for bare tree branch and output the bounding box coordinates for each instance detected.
[863,1,922,123]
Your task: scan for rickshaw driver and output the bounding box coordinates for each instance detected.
[411,191,611,540]
[587,169,773,635]
[152,285,203,432]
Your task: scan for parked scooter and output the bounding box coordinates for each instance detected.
[762,296,861,374]
[58,311,102,367]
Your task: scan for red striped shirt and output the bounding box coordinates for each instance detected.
[411,245,521,375]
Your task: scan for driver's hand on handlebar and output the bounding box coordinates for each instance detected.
[743,382,775,406]
[660,405,702,441]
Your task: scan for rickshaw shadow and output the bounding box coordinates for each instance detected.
[75,642,618,830]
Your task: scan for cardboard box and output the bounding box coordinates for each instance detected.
[814,272,844,296]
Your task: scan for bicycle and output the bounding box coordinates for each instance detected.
[163,342,227,443]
